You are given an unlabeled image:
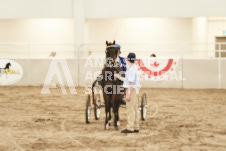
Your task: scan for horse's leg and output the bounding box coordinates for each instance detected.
[104,94,110,130]
[108,97,112,126]
[112,94,119,130]
[109,94,115,127]
[115,105,120,128]
[116,94,123,130]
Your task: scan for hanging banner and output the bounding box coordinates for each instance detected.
[136,58,178,81]
[0,59,23,85]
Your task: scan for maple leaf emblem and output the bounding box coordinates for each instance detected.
[151,61,160,68]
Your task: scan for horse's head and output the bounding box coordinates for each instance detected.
[105,41,119,66]
[6,62,11,69]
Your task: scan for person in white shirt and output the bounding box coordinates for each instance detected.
[114,52,140,133]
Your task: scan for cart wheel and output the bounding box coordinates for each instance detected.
[86,95,91,124]
[94,94,101,120]
[141,93,147,121]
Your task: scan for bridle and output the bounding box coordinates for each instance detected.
[105,45,116,53]
[105,45,118,68]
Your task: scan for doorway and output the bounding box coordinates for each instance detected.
[215,36,226,57]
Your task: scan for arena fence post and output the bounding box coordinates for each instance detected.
[218,43,221,89]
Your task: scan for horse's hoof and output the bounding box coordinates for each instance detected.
[109,119,112,126]
[115,126,119,131]
[108,121,111,126]
[104,123,109,130]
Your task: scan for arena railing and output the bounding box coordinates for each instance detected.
[0,42,225,59]
[0,43,77,59]
[79,42,226,58]
[0,42,225,89]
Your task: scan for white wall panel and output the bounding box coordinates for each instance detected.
[9,59,225,89]
[183,59,219,89]
[0,19,74,43]
[87,18,192,44]
[12,59,30,86]
[1,0,226,19]
[14,59,78,87]
[0,0,73,18]
[85,0,226,18]
[221,59,226,89]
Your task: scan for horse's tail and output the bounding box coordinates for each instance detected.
[92,80,97,105]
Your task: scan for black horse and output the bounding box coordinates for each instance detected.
[0,62,11,77]
[92,41,123,130]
